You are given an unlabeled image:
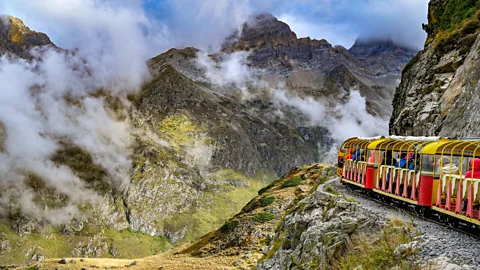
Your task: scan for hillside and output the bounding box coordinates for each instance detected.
[12,165,423,270]
[390,0,480,136]
[0,13,415,264]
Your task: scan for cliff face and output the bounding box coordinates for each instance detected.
[390,0,480,136]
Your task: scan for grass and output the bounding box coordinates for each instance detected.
[281,177,303,188]
[253,212,276,223]
[334,221,419,270]
[260,196,275,207]
[325,185,339,195]
[0,224,172,265]
[344,197,358,203]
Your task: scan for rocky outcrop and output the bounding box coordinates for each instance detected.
[390,1,480,136]
[179,165,420,270]
[0,15,53,58]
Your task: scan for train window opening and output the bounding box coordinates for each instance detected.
[435,155,460,178]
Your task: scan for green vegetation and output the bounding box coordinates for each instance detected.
[345,197,358,203]
[423,0,480,35]
[0,224,172,265]
[335,219,419,270]
[260,196,276,207]
[281,176,302,188]
[220,220,239,233]
[325,185,339,195]
[253,212,276,223]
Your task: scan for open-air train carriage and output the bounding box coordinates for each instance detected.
[426,140,480,226]
[338,136,480,230]
[337,136,384,188]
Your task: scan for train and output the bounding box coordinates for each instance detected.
[337,136,480,231]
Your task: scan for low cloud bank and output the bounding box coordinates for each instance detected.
[195,50,388,163]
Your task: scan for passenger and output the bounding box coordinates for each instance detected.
[465,158,480,179]
[383,151,397,166]
[352,149,362,161]
[408,153,419,171]
[436,156,459,175]
[346,148,354,160]
[384,151,398,189]
[395,153,408,169]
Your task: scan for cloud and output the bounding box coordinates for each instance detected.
[277,14,356,47]
[144,0,428,51]
[196,50,388,165]
[0,0,166,222]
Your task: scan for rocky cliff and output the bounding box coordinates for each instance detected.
[0,15,53,58]
[390,0,480,136]
[0,13,416,264]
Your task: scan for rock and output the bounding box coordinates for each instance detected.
[234,259,243,266]
[393,241,419,259]
[59,258,68,264]
[390,1,480,137]
[69,260,76,264]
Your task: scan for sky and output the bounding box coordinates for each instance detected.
[1,0,429,56]
[143,0,430,51]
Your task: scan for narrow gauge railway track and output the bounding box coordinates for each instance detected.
[342,183,480,241]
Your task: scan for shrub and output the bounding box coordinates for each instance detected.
[281,177,302,188]
[260,196,275,207]
[220,220,239,233]
[253,212,275,223]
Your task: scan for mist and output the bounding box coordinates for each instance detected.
[0,0,168,222]
[195,50,388,160]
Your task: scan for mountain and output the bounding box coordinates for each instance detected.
[0,13,416,263]
[0,15,54,58]
[390,0,480,136]
[222,14,418,117]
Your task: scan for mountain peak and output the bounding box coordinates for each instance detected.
[0,15,53,58]
[348,37,416,58]
[222,13,297,49]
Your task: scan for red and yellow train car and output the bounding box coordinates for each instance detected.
[338,136,480,230]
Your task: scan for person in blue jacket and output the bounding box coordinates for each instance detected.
[408,153,419,171]
[352,149,362,161]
